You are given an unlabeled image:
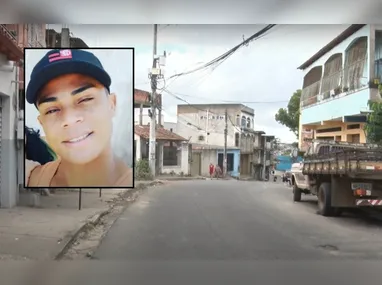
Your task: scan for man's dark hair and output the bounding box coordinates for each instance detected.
[25,126,56,165]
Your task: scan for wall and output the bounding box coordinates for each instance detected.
[199,149,218,176]
[134,112,164,126]
[301,88,370,124]
[275,155,303,172]
[216,149,240,177]
[301,25,370,77]
[163,122,177,132]
[314,122,366,142]
[177,104,255,148]
[300,25,373,125]
[177,107,229,146]
[162,142,189,175]
[0,55,18,208]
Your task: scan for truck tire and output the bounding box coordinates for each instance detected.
[293,183,302,202]
[317,182,342,217]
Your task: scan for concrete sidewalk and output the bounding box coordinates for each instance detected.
[0,182,158,261]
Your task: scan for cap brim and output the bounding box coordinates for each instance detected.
[26,60,112,105]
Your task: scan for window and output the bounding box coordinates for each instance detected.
[246,117,251,128]
[198,135,205,141]
[236,115,240,125]
[241,116,246,127]
[18,89,25,111]
[235,133,240,147]
[163,143,179,166]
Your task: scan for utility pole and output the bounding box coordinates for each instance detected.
[223,109,228,177]
[148,24,158,176]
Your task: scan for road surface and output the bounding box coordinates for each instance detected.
[94,180,382,260]
[7,180,382,285]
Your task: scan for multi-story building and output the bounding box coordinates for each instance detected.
[176,103,271,177]
[298,24,382,151]
[0,24,45,207]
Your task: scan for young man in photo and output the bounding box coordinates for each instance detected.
[26,49,133,188]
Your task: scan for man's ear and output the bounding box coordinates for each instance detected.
[109,93,117,114]
[37,115,43,126]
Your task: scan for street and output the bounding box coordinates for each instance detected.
[94,180,382,260]
[4,179,382,285]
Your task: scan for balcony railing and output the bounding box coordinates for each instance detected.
[301,59,368,108]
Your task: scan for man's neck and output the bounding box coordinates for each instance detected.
[58,149,123,187]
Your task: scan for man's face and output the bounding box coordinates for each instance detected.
[37,74,116,165]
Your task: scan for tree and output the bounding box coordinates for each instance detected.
[275,89,301,138]
[364,100,382,144]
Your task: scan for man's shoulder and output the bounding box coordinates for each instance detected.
[28,160,60,186]
[116,166,133,187]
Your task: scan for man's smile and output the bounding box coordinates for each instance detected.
[63,132,94,145]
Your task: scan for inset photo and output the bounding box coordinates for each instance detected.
[24,48,134,188]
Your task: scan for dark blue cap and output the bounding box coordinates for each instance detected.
[26,49,112,105]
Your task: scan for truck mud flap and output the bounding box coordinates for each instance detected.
[356,199,382,206]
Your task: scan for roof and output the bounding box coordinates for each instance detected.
[134,88,161,107]
[297,24,366,70]
[135,125,186,141]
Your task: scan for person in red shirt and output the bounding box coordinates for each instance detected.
[209,163,215,178]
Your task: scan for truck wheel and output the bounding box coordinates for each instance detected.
[317,182,342,217]
[293,184,302,202]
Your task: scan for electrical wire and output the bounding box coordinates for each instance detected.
[166,25,276,81]
[136,25,276,89]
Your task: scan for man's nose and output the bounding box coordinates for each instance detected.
[61,108,84,128]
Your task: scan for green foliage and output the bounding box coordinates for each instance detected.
[275,89,301,138]
[135,159,153,180]
[364,100,382,144]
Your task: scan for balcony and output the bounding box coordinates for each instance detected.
[301,59,368,109]
[0,25,23,61]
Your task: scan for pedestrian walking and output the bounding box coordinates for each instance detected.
[209,163,215,178]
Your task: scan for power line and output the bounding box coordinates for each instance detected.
[166,25,276,81]
[136,25,276,89]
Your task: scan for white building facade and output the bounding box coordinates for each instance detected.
[298,24,382,151]
[176,104,260,177]
[0,54,21,208]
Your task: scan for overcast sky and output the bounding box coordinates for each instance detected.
[45,24,348,143]
[25,48,133,166]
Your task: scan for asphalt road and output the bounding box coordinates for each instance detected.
[94,180,382,261]
[6,180,382,284]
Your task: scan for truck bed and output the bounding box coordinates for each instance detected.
[302,148,382,175]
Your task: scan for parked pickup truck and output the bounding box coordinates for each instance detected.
[290,140,382,216]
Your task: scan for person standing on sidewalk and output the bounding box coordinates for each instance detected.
[209,163,215,178]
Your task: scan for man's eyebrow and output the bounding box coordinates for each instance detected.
[37,83,96,106]
[37,96,57,106]
[71,83,95,95]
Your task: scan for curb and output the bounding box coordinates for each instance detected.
[54,181,161,260]
[54,209,110,260]
[155,177,207,181]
